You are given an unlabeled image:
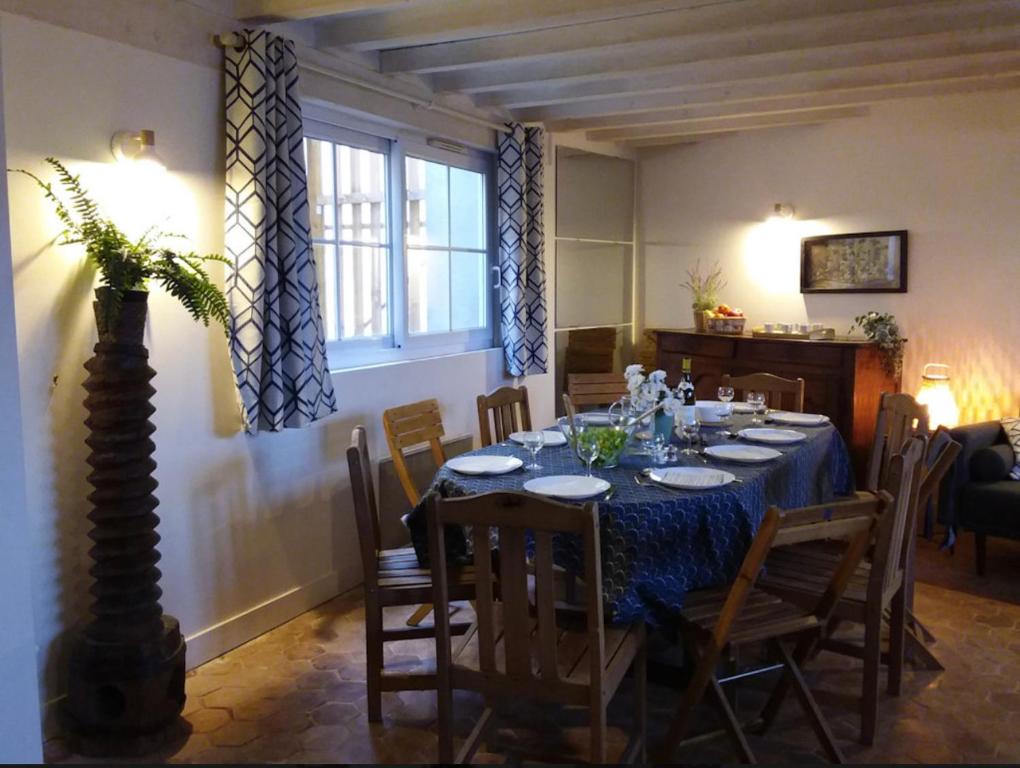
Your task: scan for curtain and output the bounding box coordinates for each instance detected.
[224,29,337,434]
[498,123,548,377]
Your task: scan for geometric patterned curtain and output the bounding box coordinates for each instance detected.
[224,29,337,434]
[497,123,548,376]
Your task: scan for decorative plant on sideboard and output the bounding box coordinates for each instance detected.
[849,311,905,379]
[680,259,726,331]
[12,158,229,755]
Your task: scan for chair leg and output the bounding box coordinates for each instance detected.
[772,640,845,764]
[635,629,648,763]
[888,587,906,696]
[590,696,607,763]
[436,665,455,763]
[365,593,383,723]
[658,642,719,761]
[708,677,756,763]
[406,602,433,627]
[758,633,814,734]
[861,602,882,746]
[975,533,987,576]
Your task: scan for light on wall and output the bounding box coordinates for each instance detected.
[769,202,795,221]
[916,363,960,429]
[110,129,165,171]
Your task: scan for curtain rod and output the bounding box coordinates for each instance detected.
[213,32,513,134]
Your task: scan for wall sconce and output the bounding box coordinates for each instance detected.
[110,129,165,171]
[916,363,960,429]
[769,202,795,221]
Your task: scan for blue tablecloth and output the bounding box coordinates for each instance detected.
[428,415,854,626]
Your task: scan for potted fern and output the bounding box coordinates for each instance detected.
[11,158,229,753]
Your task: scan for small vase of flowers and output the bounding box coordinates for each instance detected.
[681,259,726,331]
[624,364,684,441]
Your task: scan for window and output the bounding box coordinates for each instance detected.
[304,124,494,368]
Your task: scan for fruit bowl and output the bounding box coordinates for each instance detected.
[705,315,746,334]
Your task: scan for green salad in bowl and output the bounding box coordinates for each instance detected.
[576,425,631,468]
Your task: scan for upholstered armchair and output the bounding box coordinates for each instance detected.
[946,421,1020,575]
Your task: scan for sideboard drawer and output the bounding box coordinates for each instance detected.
[735,339,845,368]
[658,332,735,358]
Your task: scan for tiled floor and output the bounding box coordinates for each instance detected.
[46,537,1020,764]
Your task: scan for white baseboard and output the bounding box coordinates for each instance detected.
[185,567,360,667]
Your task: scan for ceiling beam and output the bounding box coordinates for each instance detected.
[560,73,1020,131]
[585,106,869,142]
[382,0,930,74]
[453,0,1020,99]
[235,0,414,22]
[315,0,718,51]
[540,67,1020,132]
[477,28,1020,110]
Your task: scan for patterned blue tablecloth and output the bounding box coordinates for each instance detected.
[429,415,854,626]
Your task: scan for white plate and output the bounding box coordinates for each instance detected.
[580,412,612,426]
[647,467,736,490]
[738,428,807,445]
[446,455,523,475]
[769,411,830,426]
[704,444,782,463]
[524,475,610,499]
[508,430,568,447]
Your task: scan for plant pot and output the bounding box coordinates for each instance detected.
[693,309,709,332]
[64,289,186,755]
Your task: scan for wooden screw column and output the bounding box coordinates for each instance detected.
[64,290,186,755]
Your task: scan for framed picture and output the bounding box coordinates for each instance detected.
[800,230,908,293]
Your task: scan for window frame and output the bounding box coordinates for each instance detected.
[303,120,498,370]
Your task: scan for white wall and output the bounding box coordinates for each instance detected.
[0,20,43,762]
[0,9,551,721]
[639,91,1020,422]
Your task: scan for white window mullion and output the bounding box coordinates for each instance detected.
[390,139,409,350]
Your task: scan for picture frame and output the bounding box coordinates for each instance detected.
[800,230,908,293]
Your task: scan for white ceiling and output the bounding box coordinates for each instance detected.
[234,0,1020,146]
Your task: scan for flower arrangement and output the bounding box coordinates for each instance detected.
[849,311,905,378]
[624,364,683,416]
[680,259,727,312]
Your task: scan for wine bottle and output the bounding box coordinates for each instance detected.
[679,357,696,405]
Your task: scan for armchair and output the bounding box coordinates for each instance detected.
[946,420,1020,575]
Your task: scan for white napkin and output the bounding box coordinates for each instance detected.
[771,412,828,425]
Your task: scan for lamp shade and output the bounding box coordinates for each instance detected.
[916,363,959,429]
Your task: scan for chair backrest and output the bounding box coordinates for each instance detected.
[428,491,605,700]
[916,427,961,511]
[347,425,380,586]
[866,392,930,492]
[476,386,532,447]
[869,435,927,601]
[709,492,886,650]
[567,372,629,409]
[720,372,806,412]
[562,392,578,427]
[383,398,447,506]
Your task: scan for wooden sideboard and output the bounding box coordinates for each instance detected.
[651,329,900,481]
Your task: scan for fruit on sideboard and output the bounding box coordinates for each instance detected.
[707,304,744,318]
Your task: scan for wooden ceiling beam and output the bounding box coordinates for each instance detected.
[478,29,1020,110]
[383,0,929,74]
[235,0,414,22]
[315,0,711,52]
[585,106,869,142]
[540,69,1020,132]
[454,0,1020,98]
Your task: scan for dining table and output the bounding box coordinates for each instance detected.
[417,411,855,628]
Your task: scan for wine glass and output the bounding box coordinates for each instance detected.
[679,410,701,455]
[575,429,600,477]
[717,385,735,421]
[747,391,767,425]
[519,430,546,470]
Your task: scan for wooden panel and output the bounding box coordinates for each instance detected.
[653,329,899,482]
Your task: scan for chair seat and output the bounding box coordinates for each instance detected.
[376,546,477,599]
[680,585,819,646]
[450,604,642,704]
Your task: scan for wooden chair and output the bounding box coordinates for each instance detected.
[476,385,532,447]
[428,491,647,763]
[720,372,806,412]
[567,372,629,409]
[658,492,885,763]
[347,426,475,722]
[865,392,930,492]
[383,398,447,508]
[759,436,926,745]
